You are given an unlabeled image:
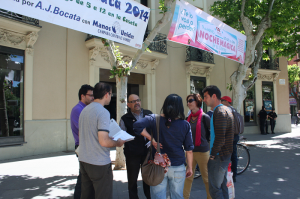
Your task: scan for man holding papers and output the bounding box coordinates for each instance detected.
[78,82,126,199]
[119,94,152,199]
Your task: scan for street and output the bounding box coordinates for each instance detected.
[1,124,300,199]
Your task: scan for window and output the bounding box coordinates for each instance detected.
[190,76,207,112]
[243,81,256,125]
[262,81,274,114]
[0,46,24,145]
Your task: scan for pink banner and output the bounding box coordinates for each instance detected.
[168,0,247,64]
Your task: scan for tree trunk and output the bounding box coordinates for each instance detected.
[113,76,128,170]
[231,0,274,112]
[297,98,300,111]
[0,79,9,137]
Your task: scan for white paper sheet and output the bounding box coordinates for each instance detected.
[109,119,135,142]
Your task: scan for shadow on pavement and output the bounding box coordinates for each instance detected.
[0,175,76,199]
[232,132,300,199]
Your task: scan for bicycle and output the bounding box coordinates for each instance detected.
[236,137,250,175]
[193,136,250,179]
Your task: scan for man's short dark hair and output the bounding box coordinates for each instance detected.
[78,84,94,100]
[94,82,112,100]
[202,85,221,100]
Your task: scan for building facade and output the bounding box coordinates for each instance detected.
[0,0,291,160]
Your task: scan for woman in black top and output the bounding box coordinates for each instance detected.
[183,94,211,199]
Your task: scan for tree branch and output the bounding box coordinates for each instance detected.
[254,0,275,45]
[106,40,117,67]
[240,0,253,37]
[129,0,174,71]
[243,36,264,90]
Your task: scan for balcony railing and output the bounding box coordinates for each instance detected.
[143,31,167,54]
[86,31,168,54]
[0,9,40,26]
[185,46,214,64]
[259,58,279,70]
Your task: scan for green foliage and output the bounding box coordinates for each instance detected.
[227,83,233,91]
[248,72,254,81]
[287,64,300,85]
[158,0,169,14]
[210,0,300,60]
[109,46,131,78]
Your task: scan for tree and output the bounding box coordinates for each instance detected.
[288,64,300,109]
[210,0,300,112]
[103,0,175,170]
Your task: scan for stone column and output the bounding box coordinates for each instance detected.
[88,46,101,85]
[273,73,279,112]
[24,32,38,121]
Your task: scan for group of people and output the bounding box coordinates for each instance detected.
[258,106,277,135]
[70,83,241,199]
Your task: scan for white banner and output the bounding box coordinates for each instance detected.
[168,0,246,64]
[0,0,150,49]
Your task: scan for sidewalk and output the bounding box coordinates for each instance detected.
[1,125,300,199]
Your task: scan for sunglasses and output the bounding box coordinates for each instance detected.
[187,99,196,103]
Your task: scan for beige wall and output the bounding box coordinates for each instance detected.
[33,22,67,120]
[277,57,290,115]
[33,22,90,120]
[66,29,90,120]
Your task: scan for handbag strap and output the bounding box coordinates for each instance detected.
[149,122,154,160]
[155,114,161,153]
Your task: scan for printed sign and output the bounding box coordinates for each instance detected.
[0,0,150,49]
[168,0,247,64]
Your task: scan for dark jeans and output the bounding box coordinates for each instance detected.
[260,119,266,134]
[74,145,81,199]
[125,154,151,199]
[270,120,276,133]
[80,162,113,199]
[231,135,239,178]
[208,154,231,199]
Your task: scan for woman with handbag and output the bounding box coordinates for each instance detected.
[133,94,194,199]
[183,94,211,199]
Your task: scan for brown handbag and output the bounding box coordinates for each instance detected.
[141,114,165,186]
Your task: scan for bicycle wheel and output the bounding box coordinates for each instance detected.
[194,164,201,179]
[237,143,250,175]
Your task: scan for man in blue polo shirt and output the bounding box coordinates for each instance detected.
[70,84,94,199]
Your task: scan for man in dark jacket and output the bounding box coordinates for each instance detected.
[202,86,234,198]
[268,108,277,134]
[258,106,268,135]
[119,94,152,199]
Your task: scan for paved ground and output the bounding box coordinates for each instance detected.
[1,124,300,199]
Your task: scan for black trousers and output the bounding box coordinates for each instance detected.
[80,162,113,199]
[125,154,151,199]
[74,145,81,199]
[265,120,269,133]
[260,119,266,134]
[270,120,276,133]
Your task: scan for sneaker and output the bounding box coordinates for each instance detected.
[272,132,275,134]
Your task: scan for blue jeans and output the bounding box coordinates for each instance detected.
[208,154,231,199]
[231,135,239,178]
[150,164,186,199]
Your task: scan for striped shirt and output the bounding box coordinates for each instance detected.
[211,105,234,157]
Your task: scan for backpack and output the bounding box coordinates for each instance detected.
[229,107,244,135]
